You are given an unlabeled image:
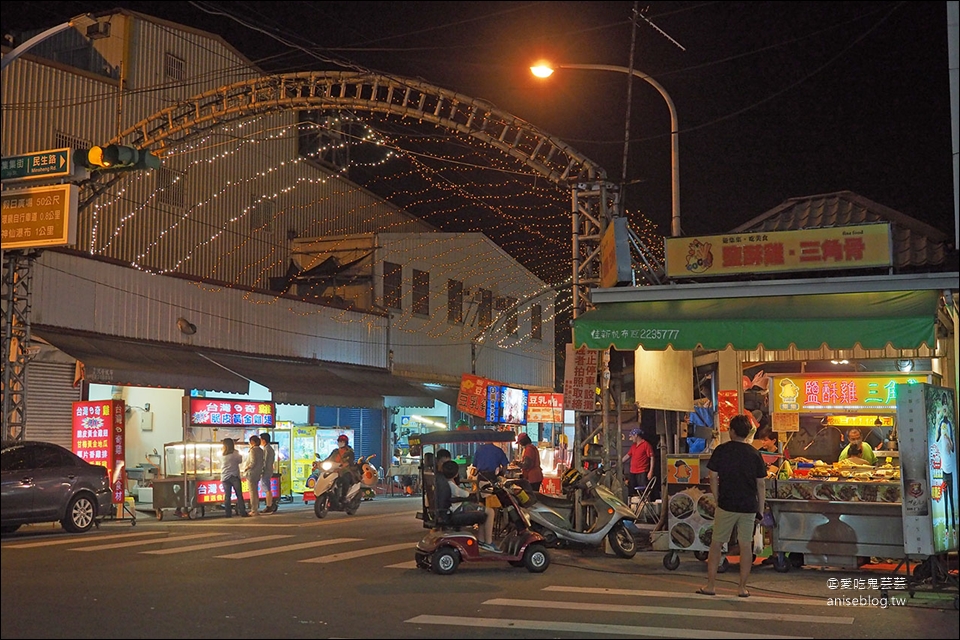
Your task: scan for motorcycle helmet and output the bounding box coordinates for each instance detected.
[337,434,349,444]
[629,427,642,438]
[561,468,582,492]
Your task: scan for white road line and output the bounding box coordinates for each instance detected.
[544,585,829,607]
[217,537,361,559]
[484,597,853,625]
[70,533,226,551]
[142,534,293,555]
[386,560,417,569]
[300,542,411,563]
[405,614,813,639]
[3,531,164,549]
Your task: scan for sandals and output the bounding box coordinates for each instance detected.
[695,588,716,596]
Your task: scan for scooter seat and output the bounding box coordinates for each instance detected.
[533,492,575,510]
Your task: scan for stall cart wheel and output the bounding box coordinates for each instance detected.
[773,552,790,573]
[188,506,202,520]
[694,550,708,561]
[156,509,163,521]
[663,551,680,570]
[717,556,729,573]
[789,552,805,568]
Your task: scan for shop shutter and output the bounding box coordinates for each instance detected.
[359,408,384,461]
[23,362,81,448]
[314,407,338,426]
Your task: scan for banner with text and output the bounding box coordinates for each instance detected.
[563,344,599,412]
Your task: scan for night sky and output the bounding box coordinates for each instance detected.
[3,1,956,243]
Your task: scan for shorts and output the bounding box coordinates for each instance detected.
[711,507,755,549]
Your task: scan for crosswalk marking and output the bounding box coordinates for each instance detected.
[69,533,225,551]
[544,585,828,607]
[484,597,852,625]
[3,531,164,549]
[143,534,293,555]
[217,537,361,559]
[405,614,813,639]
[300,542,411,563]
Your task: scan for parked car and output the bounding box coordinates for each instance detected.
[1,441,113,534]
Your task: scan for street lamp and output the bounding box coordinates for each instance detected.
[531,63,681,238]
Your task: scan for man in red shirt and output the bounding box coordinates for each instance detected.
[622,428,655,494]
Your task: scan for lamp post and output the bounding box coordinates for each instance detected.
[531,63,681,238]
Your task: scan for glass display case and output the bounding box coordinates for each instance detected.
[162,441,221,477]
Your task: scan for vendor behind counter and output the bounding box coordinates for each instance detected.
[792,419,894,465]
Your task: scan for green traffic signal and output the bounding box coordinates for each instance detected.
[77,145,160,171]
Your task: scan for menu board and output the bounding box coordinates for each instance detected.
[72,400,125,504]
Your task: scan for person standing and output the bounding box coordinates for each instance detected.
[698,414,767,598]
[472,440,509,552]
[622,427,655,494]
[259,432,276,514]
[220,438,248,518]
[245,434,264,516]
[516,433,544,492]
[839,428,877,465]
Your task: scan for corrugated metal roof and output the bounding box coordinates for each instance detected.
[730,191,952,270]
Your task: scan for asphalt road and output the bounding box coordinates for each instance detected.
[2,496,957,639]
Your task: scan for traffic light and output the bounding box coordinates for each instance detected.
[76,145,160,171]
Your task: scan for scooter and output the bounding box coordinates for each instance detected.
[313,454,377,518]
[507,465,639,558]
[415,476,551,575]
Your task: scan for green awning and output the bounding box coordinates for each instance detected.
[573,289,940,352]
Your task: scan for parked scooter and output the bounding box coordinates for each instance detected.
[506,465,639,558]
[313,454,377,518]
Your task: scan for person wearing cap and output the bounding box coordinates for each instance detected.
[622,427,655,494]
[324,434,356,505]
[516,433,543,492]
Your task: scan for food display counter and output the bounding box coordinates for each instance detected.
[153,441,280,520]
[767,459,903,571]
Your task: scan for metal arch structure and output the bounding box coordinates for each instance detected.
[7,72,649,497]
[82,71,635,321]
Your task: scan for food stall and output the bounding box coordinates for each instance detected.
[763,372,940,572]
[152,398,282,519]
[767,461,903,571]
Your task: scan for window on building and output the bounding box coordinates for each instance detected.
[447,279,463,324]
[164,53,185,82]
[412,269,430,316]
[531,303,542,341]
[157,167,186,208]
[297,112,350,172]
[478,288,492,329]
[55,132,91,153]
[496,296,518,335]
[383,262,402,310]
[249,198,276,233]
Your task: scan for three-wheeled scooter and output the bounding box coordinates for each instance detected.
[412,429,551,575]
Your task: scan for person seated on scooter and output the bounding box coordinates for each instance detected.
[435,460,487,530]
[324,434,356,506]
[435,449,458,482]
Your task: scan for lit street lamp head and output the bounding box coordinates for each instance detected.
[529,64,554,78]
